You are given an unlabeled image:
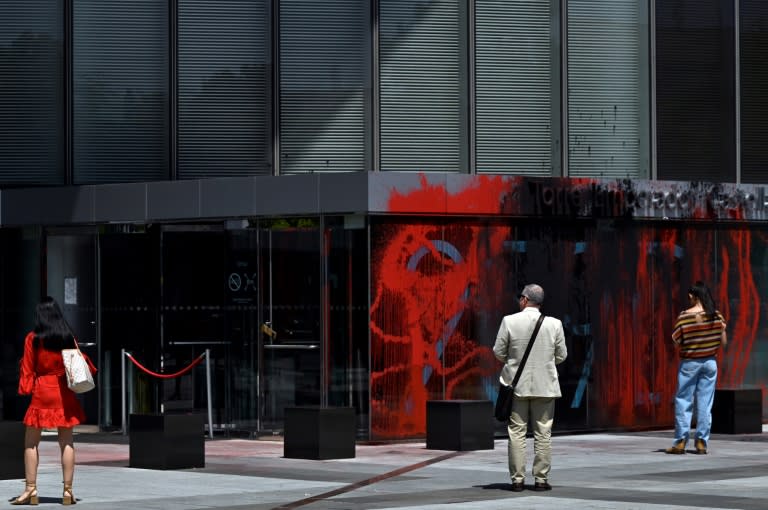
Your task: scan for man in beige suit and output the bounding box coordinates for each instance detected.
[493,283,567,492]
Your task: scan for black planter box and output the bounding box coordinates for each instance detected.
[426,400,494,451]
[711,388,763,434]
[129,414,205,469]
[0,421,25,479]
[284,407,356,460]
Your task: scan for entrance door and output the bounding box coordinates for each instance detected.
[258,222,323,432]
[46,232,99,425]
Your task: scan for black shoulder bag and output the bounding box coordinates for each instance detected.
[494,314,545,422]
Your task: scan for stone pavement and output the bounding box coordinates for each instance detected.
[1,426,766,509]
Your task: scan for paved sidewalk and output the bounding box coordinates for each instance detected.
[2,426,766,509]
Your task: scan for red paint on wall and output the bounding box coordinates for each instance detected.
[719,229,760,387]
[370,175,766,439]
[387,174,520,215]
[370,223,507,438]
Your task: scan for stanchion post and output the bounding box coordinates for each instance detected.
[121,349,126,436]
[205,349,213,439]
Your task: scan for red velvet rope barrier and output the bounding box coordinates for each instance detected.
[125,353,205,379]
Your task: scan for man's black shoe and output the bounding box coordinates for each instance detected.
[533,481,552,491]
[510,482,524,492]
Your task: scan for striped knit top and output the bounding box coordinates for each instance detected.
[671,310,726,359]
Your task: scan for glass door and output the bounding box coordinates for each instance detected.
[159,226,227,431]
[258,220,323,432]
[45,231,99,426]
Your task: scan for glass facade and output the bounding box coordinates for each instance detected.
[3,1,768,441]
[368,215,768,439]
[4,209,767,439]
[0,220,370,436]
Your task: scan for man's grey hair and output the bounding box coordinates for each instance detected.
[521,284,545,305]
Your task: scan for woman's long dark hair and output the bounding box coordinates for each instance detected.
[33,296,76,351]
[688,281,717,320]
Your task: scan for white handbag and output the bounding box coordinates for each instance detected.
[62,341,95,394]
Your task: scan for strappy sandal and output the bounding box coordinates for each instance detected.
[63,482,76,505]
[11,480,38,506]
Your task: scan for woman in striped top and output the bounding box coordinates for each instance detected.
[665,281,727,455]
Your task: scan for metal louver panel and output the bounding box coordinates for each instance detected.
[178,0,271,179]
[739,1,765,183]
[279,0,370,174]
[380,0,466,172]
[0,1,64,185]
[73,0,169,184]
[476,0,557,175]
[656,0,735,183]
[568,0,650,179]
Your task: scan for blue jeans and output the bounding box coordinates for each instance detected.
[673,357,718,445]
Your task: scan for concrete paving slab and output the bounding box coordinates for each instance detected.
[0,425,765,509]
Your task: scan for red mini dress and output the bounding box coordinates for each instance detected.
[18,332,86,428]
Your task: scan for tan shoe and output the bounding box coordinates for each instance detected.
[62,482,76,505]
[695,439,707,454]
[11,480,38,505]
[665,440,686,454]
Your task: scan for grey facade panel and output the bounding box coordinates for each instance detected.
[3,174,768,225]
[253,175,320,216]
[200,177,258,218]
[147,180,200,221]
[93,183,147,223]
[1,187,94,226]
[318,172,369,214]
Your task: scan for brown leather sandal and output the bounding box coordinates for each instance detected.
[11,480,38,506]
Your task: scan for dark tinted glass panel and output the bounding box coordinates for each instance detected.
[740,1,768,183]
[100,232,160,427]
[0,1,64,185]
[161,230,227,421]
[325,218,369,435]
[73,0,169,184]
[0,228,42,420]
[178,0,272,178]
[656,0,735,182]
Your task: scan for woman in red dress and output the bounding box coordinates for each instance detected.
[13,297,86,506]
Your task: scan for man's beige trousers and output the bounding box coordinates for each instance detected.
[507,396,555,484]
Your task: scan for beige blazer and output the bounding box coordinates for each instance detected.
[493,307,567,398]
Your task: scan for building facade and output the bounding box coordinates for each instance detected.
[0,1,766,439]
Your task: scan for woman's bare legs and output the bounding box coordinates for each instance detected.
[58,427,76,504]
[58,427,75,484]
[12,426,41,503]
